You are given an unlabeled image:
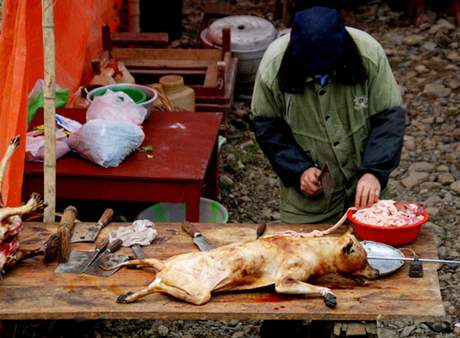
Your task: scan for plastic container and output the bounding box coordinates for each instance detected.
[136,197,229,223]
[347,209,429,246]
[159,75,195,112]
[87,83,158,119]
[200,15,278,85]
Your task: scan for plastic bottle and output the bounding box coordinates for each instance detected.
[159,75,195,112]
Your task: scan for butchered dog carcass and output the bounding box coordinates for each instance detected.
[0,136,45,276]
[112,221,379,308]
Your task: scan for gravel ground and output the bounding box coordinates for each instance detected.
[2,0,460,337]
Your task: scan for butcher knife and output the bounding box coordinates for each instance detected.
[319,163,335,197]
[181,222,215,251]
[71,208,114,243]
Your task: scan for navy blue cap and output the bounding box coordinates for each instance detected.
[290,7,347,74]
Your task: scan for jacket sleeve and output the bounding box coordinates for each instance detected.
[252,116,314,189]
[357,106,405,189]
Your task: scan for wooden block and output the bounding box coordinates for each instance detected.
[333,322,342,337]
[365,322,377,335]
[346,322,367,336]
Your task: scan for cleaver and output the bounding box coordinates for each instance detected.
[71,208,114,243]
[55,250,128,277]
[319,163,335,197]
[181,222,215,251]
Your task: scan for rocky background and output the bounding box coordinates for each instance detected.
[1,0,460,337]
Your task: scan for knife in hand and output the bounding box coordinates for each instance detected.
[181,222,215,251]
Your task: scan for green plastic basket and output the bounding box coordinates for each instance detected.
[91,86,147,103]
[136,198,229,223]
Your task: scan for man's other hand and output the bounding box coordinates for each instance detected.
[355,173,381,209]
[300,167,322,196]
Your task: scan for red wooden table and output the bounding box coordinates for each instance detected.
[23,108,223,222]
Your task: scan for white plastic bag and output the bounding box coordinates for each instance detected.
[26,129,71,162]
[86,89,147,125]
[67,119,145,168]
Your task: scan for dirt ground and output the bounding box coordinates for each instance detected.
[1,0,460,337]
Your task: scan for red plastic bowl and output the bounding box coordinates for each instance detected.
[347,208,429,246]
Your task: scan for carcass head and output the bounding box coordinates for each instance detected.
[336,233,379,284]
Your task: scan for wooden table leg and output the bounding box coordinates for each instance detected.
[415,0,425,25]
[452,0,460,25]
[204,142,219,200]
[185,186,201,222]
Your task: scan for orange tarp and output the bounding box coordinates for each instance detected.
[0,0,121,206]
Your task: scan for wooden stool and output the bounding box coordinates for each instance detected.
[331,321,378,338]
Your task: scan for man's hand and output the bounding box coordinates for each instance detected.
[300,167,322,196]
[355,173,381,209]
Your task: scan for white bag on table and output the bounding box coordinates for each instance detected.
[68,119,145,168]
[86,89,147,125]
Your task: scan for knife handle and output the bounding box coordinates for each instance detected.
[97,208,114,228]
[60,205,78,231]
[181,222,199,237]
[95,236,109,253]
[107,238,123,253]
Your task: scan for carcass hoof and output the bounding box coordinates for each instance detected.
[117,291,134,304]
[324,293,337,308]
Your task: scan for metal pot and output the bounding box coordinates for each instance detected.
[200,15,278,84]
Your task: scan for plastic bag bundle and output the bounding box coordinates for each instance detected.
[68,119,145,168]
[86,89,147,125]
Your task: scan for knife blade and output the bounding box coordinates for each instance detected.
[83,238,123,274]
[79,237,109,273]
[181,222,215,251]
[71,208,114,243]
[319,163,335,197]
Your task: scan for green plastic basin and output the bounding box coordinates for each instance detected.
[91,86,147,104]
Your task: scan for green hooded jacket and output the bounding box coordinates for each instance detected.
[251,27,402,224]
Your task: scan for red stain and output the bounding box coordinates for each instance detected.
[219,293,298,303]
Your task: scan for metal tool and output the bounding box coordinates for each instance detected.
[319,163,335,197]
[131,244,145,259]
[256,223,267,239]
[181,222,215,251]
[366,256,460,265]
[55,250,128,276]
[85,239,125,277]
[80,237,109,273]
[71,208,114,243]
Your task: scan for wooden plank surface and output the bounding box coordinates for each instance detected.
[112,48,223,61]
[0,222,445,320]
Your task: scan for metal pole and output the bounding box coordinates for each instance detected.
[367,256,460,265]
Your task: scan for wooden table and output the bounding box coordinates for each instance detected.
[23,109,223,222]
[0,222,445,320]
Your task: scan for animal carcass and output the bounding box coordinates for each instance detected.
[113,228,379,308]
[0,136,45,275]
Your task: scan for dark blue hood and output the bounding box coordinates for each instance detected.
[290,7,347,74]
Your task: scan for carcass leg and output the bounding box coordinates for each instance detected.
[102,258,165,271]
[0,136,20,208]
[0,193,45,223]
[275,277,337,308]
[117,277,211,305]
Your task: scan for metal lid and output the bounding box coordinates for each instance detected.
[206,15,277,52]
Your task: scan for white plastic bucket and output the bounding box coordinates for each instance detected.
[136,197,229,223]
